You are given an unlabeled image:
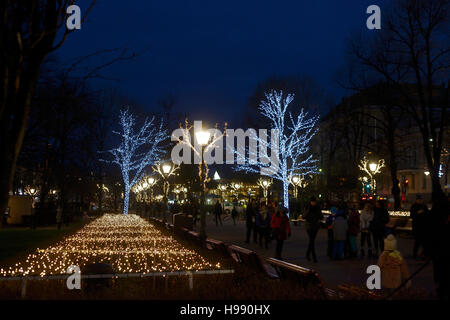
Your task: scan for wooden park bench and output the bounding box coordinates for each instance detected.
[227,245,278,279]
[205,238,231,258]
[186,230,202,245]
[337,284,383,300]
[265,258,325,288]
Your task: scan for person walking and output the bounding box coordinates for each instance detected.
[245,199,256,243]
[256,203,271,249]
[347,205,360,258]
[270,206,291,260]
[214,200,223,227]
[303,196,323,263]
[372,200,389,257]
[332,208,348,260]
[410,195,428,259]
[231,206,238,226]
[360,202,374,257]
[377,234,410,292]
[325,206,337,258]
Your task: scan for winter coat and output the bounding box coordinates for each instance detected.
[214,202,222,215]
[348,210,360,236]
[378,250,410,289]
[410,203,428,235]
[360,209,373,231]
[372,207,389,232]
[270,213,291,240]
[256,209,271,228]
[332,215,348,241]
[245,205,255,226]
[303,204,323,231]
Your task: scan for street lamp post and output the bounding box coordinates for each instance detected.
[195,130,211,240]
[288,175,304,198]
[218,184,227,212]
[153,161,179,220]
[257,177,273,203]
[359,156,385,195]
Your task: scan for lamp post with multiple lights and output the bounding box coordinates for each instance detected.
[358,156,385,195]
[257,177,272,203]
[195,129,212,240]
[153,161,179,218]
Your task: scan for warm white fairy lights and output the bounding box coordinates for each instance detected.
[0,214,220,277]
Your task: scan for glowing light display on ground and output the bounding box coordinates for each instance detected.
[0,214,220,277]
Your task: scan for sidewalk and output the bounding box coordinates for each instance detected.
[195,216,436,296]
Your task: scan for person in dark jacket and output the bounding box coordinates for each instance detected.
[332,208,348,260]
[256,203,271,248]
[371,200,390,256]
[410,195,428,259]
[347,206,360,258]
[427,196,450,300]
[325,206,337,257]
[303,196,323,262]
[231,206,238,226]
[214,200,223,227]
[270,206,291,259]
[245,199,257,243]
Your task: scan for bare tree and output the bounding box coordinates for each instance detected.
[0,0,96,226]
[349,0,449,204]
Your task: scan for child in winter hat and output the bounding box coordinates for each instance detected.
[377,234,411,289]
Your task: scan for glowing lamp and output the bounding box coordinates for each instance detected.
[214,171,220,180]
[195,131,211,146]
[424,171,430,176]
[292,176,300,184]
[162,164,172,174]
[369,163,377,173]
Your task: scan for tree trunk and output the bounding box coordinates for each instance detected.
[123,187,130,215]
[283,180,289,215]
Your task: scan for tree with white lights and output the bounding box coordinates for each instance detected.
[234,90,319,213]
[102,109,166,215]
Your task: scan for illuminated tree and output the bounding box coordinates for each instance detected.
[102,109,166,214]
[234,90,319,213]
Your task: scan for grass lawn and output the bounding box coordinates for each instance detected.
[0,222,85,265]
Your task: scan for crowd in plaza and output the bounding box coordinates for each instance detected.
[208,194,449,296]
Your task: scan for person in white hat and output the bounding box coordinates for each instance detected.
[377,234,411,290]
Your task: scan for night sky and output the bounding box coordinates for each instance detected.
[59,0,385,125]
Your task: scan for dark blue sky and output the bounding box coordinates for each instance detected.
[59,0,383,125]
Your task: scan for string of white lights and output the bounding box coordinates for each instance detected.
[0,214,221,277]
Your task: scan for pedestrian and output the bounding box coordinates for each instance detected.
[56,205,63,230]
[325,206,337,258]
[245,199,256,244]
[347,205,360,258]
[410,195,428,259]
[360,202,374,257]
[231,206,238,225]
[377,234,410,292]
[332,208,348,260]
[256,203,271,249]
[270,206,291,260]
[303,196,323,263]
[214,200,223,226]
[427,196,450,300]
[372,200,389,257]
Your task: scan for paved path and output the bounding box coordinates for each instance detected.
[194,215,436,296]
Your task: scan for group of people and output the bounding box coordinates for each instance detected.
[245,199,291,259]
[325,200,390,260]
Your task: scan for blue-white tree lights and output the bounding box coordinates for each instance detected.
[234,90,319,213]
[102,108,166,214]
